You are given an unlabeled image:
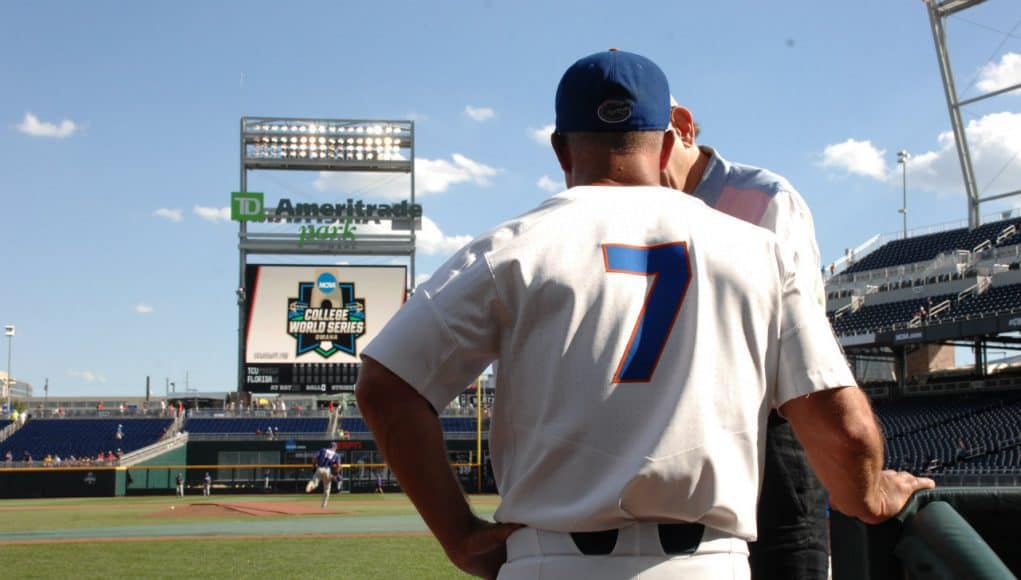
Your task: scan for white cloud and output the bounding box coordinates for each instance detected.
[133,304,154,314]
[193,205,230,223]
[530,123,555,145]
[153,208,183,222]
[416,216,474,255]
[976,52,1021,94]
[67,369,107,384]
[907,112,1021,196]
[17,112,78,138]
[415,273,432,286]
[465,105,495,122]
[330,215,471,257]
[313,154,498,199]
[819,138,888,180]
[819,112,1021,198]
[537,175,562,193]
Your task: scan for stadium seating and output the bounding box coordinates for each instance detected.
[0,418,172,461]
[844,217,1021,274]
[828,280,1021,336]
[948,282,1021,319]
[338,416,479,434]
[830,293,956,335]
[874,393,1021,475]
[184,417,328,434]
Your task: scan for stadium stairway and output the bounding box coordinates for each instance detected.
[119,432,188,465]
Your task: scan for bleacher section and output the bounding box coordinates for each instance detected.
[831,292,955,335]
[185,417,328,434]
[844,217,1021,274]
[827,280,1021,336]
[949,282,1021,319]
[339,417,480,434]
[874,393,1021,475]
[0,418,173,460]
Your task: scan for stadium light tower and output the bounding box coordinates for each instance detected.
[4,324,14,414]
[898,150,910,239]
[237,117,417,394]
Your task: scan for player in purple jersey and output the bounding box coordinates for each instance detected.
[305,442,341,508]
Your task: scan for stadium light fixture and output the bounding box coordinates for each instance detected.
[898,150,910,240]
[241,118,413,172]
[4,324,13,414]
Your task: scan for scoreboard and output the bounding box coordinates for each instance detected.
[243,264,406,393]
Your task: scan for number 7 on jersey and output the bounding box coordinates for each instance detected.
[602,242,692,383]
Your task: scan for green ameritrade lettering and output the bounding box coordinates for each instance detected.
[274,198,423,223]
[298,218,357,247]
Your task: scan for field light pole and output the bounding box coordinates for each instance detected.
[898,150,910,239]
[4,325,14,415]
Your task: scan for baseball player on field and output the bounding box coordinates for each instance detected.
[305,441,341,508]
[662,98,833,579]
[356,50,933,579]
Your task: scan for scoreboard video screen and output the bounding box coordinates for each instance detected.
[243,264,407,393]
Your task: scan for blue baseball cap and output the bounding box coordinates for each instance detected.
[555,49,671,133]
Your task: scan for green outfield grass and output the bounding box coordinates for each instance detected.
[0,494,500,579]
[1,537,468,579]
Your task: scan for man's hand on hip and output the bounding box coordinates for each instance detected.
[445,517,523,579]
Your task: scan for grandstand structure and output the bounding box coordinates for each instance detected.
[0,391,490,498]
[825,209,1021,484]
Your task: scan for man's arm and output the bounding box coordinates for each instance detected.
[355,355,520,579]
[780,386,935,524]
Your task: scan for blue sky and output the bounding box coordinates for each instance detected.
[2,0,1020,396]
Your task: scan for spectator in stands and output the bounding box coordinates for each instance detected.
[4,450,12,463]
[22,450,32,464]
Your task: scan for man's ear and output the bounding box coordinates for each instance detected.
[659,129,676,171]
[670,106,697,146]
[551,132,570,173]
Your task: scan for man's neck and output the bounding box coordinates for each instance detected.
[681,147,711,194]
[571,157,663,187]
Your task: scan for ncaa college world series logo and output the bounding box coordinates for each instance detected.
[287,272,366,358]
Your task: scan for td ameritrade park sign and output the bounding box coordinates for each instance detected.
[231,192,422,247]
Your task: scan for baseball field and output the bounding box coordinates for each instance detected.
[0,493,501,579]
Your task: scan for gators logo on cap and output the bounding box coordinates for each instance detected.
[597,100,632,124]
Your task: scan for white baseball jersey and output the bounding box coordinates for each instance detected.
[362,185,854,540]
[692,147,825,308]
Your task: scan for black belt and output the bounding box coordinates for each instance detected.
[570,523,705,555]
